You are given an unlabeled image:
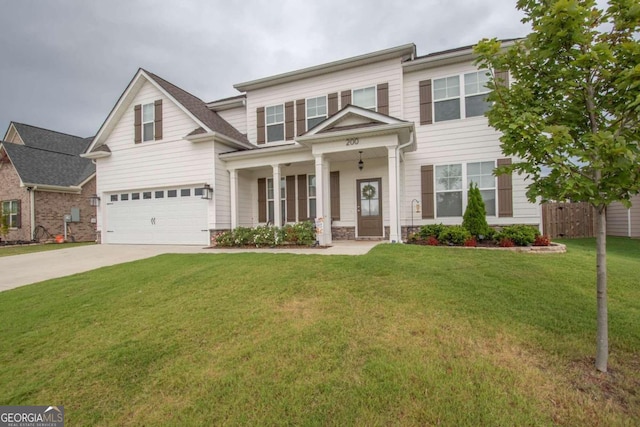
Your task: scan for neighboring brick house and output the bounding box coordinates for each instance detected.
[0,122,96,242]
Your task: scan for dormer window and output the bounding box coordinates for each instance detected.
[142,103,155,141]
[266,104,284,142]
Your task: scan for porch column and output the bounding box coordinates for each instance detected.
[314,155,332,245]
[272,164,281,226]
[387,146,401,243]
[229,169,238,229]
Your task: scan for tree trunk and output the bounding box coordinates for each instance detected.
[595,205,608,373]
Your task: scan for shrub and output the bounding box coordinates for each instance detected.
[496,224,540,246]
[284,221,315,245]
[438,225,471,246]
[233,227,254,246]
[213,230,234,247]
[464,237,477,247]
[418,223,446,239]
[499,238,515,247]
[426,236,439,246]
[462,183,491,239]
[534,235,551,246]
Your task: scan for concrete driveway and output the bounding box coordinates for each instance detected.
[0,241,380,292]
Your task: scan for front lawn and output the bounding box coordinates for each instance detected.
[0,242,94,258]
[0,238,638,425]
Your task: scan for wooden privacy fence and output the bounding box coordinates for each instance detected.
[542,202,595,238]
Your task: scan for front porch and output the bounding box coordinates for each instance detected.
[219,105,416,245]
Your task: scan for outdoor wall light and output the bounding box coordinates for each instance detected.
[358,151,364,171]
[89,194,101,207]
[201,184,213,200]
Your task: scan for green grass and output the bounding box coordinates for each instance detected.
[0,242,94,257]
[0,238,638,426]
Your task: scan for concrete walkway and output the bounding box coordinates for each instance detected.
[0,241,381,292]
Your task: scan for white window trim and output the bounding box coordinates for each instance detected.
[433,160,497,219]
[432,70,492,122]
[265,104,285,143]
[2,200,19,228]
[142,102,155,141]
[308,174,316,219]
[352,86,377,111]
[305,95,327,131]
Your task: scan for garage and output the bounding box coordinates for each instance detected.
[104,187,210,245]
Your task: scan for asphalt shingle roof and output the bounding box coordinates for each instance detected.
[2,123,95,187]
[144,70,249,144]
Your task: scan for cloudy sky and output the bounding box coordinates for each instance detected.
[0,0,531,138]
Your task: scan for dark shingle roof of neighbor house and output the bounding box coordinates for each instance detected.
[2,123,95,187]
[144,70,249,144]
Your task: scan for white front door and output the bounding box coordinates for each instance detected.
[104,188,209,245]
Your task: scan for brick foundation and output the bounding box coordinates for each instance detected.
[331,226,355,240]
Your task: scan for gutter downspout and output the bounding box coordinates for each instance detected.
[394,131,415,243]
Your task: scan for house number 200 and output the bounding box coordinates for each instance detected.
[346,138,359,146]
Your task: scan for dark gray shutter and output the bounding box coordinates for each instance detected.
[286,176,296,222]
[497,158,513,217]
[298,175,307,220]
[341,90,351,108]
[285,101,294,140]
[419,80,433,125]
[296,99,305,136]
[257,107,265,145]
[421,165,434,219]
[154,99,163,140]
[15,200,21,229]
[330,171,340,221]
[328,93,338,115]
[134,104,142,143]
[495,70,510,88]
[258,178,266,222]
[377,83,389,115]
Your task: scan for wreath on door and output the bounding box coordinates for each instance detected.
[362,184,376,200]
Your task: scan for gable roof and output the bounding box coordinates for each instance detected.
[1,122,95,188]
[7,122,93,155]
[87,69,249,154]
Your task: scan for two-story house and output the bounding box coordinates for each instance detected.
[84,42,541,245]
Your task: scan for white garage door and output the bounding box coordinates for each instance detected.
[104,188,209,245]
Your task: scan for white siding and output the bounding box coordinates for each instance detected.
[607,202,629,237]
[237,170,255,227]
[214,143,231,229]
[245,57,404,143]
[217,107,247,136]
[632,195,640,238]
[401,62,540,226]
[96,80,214,235]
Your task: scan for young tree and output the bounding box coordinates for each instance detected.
[463,183,491,239]
[475,0,640,372]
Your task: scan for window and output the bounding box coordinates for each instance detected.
[308,174,316,219]
[120,193,129,201]
[467,161,496,216]
[435,164,463,217]
[280,177,286,225]
[352,86,376,110]
[1,200,20,228]
[168,190,177,198]
[433,76,461,122]
[306,96,327,130]
[181,189,191,197]
[267,178,274,223]
[110,194,118,202]
[143,192,152,199]
[194,188,203,196]
[131,193,140,200]
[464,71,491,117]
[155,191,164,199]
[142,103,154,141]
[266,104,284,142]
